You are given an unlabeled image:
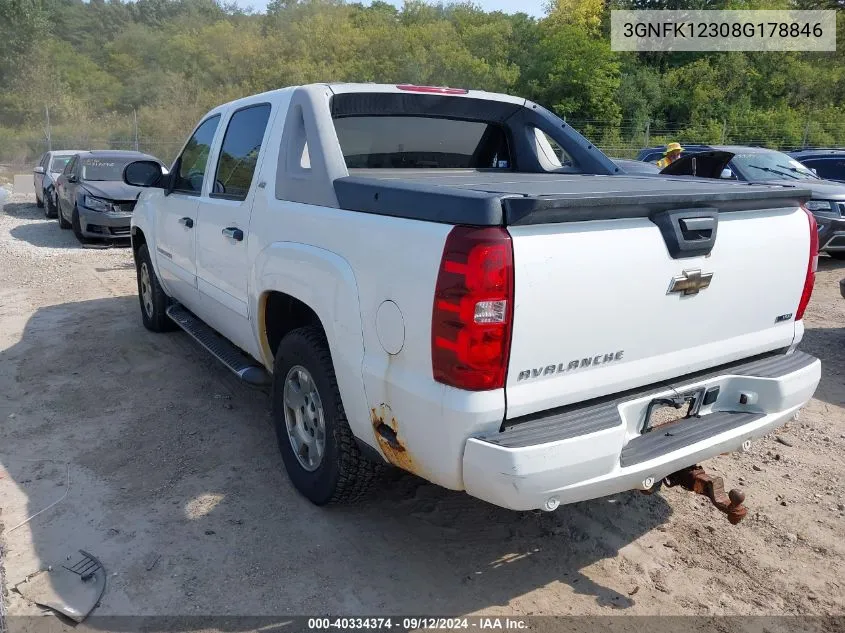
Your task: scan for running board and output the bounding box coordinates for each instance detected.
[166,304,270,386]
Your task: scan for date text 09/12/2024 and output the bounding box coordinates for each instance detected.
[307,618,528,630]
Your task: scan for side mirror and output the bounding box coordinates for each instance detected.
[720,168,735,179]
[66,174,78,183]
[124,160,165,188]
[34,166,45,174]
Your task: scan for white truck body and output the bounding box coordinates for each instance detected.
[129,83,821,512]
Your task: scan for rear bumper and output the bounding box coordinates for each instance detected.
[463,351,820,511]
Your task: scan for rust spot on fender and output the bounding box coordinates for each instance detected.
[371,404,418,474]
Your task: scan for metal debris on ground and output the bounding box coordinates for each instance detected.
[14,550,106,622]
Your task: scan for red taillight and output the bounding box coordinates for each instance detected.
[796,205,819,321]
[396,84,468,95]
[432,226,514,391]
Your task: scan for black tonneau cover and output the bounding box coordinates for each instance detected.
[333,170,811,226]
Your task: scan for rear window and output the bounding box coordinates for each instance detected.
[334,116,511,169]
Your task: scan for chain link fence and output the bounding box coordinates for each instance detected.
[4,116,845,171]
[568,117,845,159]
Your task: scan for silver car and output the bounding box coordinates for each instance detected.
[33,150,84,218]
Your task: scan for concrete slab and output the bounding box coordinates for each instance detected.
[13,174,34,194]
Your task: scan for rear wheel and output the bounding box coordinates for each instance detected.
[57,200,71,229]
[135,243,175,332]
[272,326,378,505]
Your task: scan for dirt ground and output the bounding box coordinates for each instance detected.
[1,193,844,626]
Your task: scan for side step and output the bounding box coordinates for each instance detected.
[166,304,270,386]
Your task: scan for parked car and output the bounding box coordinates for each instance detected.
[789,148,845,183]
[653,145,845,260]
[33,150,84,217]
[123,84,820,520]
[55,150,166,243]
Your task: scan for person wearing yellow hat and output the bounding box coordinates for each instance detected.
[656,142,684,169]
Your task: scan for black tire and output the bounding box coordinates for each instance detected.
[71,205,86,242]
[272,326,378,505]
[57,200,71,229]
[135,243,175,332]
[826,252,845,260]
[44,190,57,219]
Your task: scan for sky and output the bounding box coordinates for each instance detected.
[230,0,548,18]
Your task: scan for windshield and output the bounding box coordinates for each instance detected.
[80,157,136,181]
[50,156,73,172]
[732,151,819,181]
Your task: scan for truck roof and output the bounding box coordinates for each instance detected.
[204,83,527,117]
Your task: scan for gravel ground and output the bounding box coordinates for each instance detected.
[1,193,844,628]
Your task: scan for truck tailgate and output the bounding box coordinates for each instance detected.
[505,202,811,418]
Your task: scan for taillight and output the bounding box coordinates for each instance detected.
[796,205,819,321]
[432,226,514,391]
[396,84,469,95]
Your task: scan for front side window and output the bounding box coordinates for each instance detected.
[174,115,221,194]
[803,158,845,181]
[211,104,272,201]
[334,116,511,169]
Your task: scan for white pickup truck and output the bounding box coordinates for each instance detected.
[124,83,821,521]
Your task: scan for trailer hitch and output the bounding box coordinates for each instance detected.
[663,465,748,525]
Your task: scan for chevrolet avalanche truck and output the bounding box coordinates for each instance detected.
[123,84,821,520]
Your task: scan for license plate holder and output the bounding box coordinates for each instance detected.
[642,388,706,433]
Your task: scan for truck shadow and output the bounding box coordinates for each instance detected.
[0,297,669,626]
[796,325,845,409]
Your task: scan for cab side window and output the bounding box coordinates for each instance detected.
[211,103,272,201]
[173,115,221,195]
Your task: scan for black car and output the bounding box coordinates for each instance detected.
[55,150,166,243]
[646,145,845,259]
[788,148,845,184]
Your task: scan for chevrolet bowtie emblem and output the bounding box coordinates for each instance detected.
[668,269,713,296]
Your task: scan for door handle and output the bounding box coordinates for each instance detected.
[178,217,194,228]
[222,227,244,241]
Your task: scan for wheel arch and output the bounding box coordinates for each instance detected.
[252,242,373,448]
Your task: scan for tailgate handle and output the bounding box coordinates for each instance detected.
[652,208,719,259]
[679,217,715,240]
